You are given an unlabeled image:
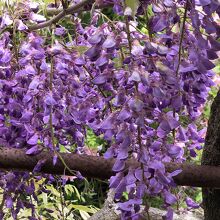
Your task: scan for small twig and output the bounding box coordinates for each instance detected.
[49,27,56,150]
[61,0,68,9]
[29,0,93,31]
[175,0,189,76]
[145,6,153,41]
[172,0,189,141]
[58,181,66,220]
[125,16,132,54]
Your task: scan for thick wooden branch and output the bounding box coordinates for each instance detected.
[29,0,93,31]
[0,147,220,187]
[46,2,113,16]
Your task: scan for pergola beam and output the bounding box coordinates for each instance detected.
[0,147,219,187]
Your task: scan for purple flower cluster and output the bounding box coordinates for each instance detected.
[0,0,219,219]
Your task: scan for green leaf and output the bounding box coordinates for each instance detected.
[125,0,140,17]
[74,46,89,55]
[79,210,91,220]
[65,184,75,195]
[42,193,48,204]
[71,205,96,214]
[46,185,60,197]
[72,185,81,200]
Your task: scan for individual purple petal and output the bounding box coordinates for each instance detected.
[131,45,143,56]
[199,0,211,6]
[76,171,84,180]
[163,208,173,220]
[190,149,197,157]
[118,199,142,212]
[153,87,165,99]
[136,183,147,199]
[129,71,141,82]
[117,136,131,160]
[169,169,182,177]
[152,4,164,13]
[167,114,180,130]
[164,190,177,205]
[20,111,33,123]
[117,108,131,121]
[117,145,128,160]
[95,56,108,67]
[55,27,66,36]
[126,170,136,185]
[6,197,13,208]
[157,45,169,55]
[1,14,13,26]
[139,150,149,163]
[92,74,107,85]
[45,94,57,106]
[113,3,123,15]
[99,116,114,130]
[171,95,182,110]
[53,154,58,165]
[149,160,165,171]
[103,37,116,49]
[203,17,216,34]
[26,64,37,75]
[85,46,101,61]
[158,120,170,132]
[178,126,187,141]
[164,0,174,7]
[124,7,133,16]
[104,147,115,159]
[157,170,171,185]
[186,197,200,208]
[1,50,11,63]
[28,1,39,9]
[129,98,144,112]
[179,63,197,73]
[88,33,103,45]
[153,15,168,32]
[168,145,181,158]
[135,168,143,181]
[33,159,46,172]
[112,159,125,172]
[75,57,86,66]
[207,50,218,60]
[157,129,167,138]
[110,173,123,188]
[26,145,40,155]
[30,12,46,22]
[149,178,163,194]
[199,57,215,70]
[113,92,126,106]
[17,20,28,31]
[196,33,208,49]
[115,178,126,200]
[151,141,162,151]
[29,77,40,90]
[208,36,220,51]
[27,134,38,145]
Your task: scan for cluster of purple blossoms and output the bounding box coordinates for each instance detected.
[0,0,219,219]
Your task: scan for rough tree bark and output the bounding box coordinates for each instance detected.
[1,147,220,187]
[202,90,220,220]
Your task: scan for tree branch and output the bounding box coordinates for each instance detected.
[29,0,94,31]
[46,2,113,16]
[175,0,189,76]
[0,147,220,187]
